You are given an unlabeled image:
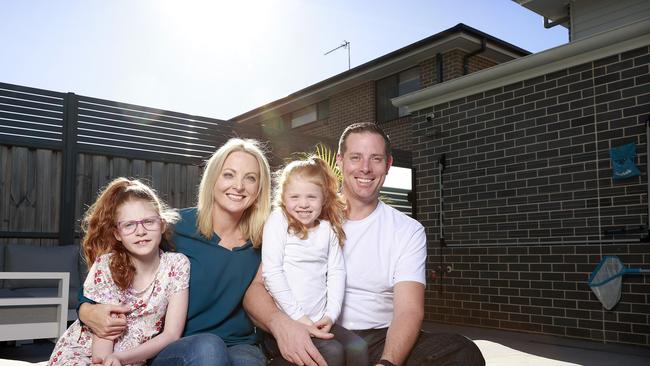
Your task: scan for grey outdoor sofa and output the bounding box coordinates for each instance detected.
[0,244,84,341]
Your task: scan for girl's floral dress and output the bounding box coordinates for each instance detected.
[48,251,190,366]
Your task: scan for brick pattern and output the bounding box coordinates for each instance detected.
[411,45,650,346]
[380,116,412,151]
[467,54,498,74]
[442,50,465,81]
[291,81,411,152]
[420,57,438,88]
[427,243,650,345]
[292,50,500,153]
[293,81,375,143]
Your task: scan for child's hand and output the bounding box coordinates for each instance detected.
[314,316,333,332]
[297,315,314,327]
[102,354,121,366]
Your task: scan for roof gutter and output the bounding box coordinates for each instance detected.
[463,38,486,75]
[393,18,650,113]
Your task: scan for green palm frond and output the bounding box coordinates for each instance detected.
[314,143,342,184]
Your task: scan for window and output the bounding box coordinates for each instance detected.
[376,67,420,123]
[317,99,330,120]
[291,105,317,128]
[291,100,329,128]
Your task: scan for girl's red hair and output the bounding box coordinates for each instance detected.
[81,178,179,290]
[273,156,346,245]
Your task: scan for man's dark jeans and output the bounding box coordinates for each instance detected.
[354,328,485,366]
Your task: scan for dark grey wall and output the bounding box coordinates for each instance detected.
[411,45,650,346]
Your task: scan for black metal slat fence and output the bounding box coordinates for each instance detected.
[0,84,65,148]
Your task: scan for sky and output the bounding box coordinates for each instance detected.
[0,0,568,122]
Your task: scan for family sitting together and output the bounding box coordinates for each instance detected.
[48,123,485,366]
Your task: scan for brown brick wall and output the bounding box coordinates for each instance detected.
[292,50,502,150]
[420,57,438,88]
[293,81,375,143]
[380,116,412,151]
[467,54,498,74]
[411,45,650,346]
[442,50,497,80]
[443,50,465,81]
[275,49,507,157]
[291,80,411,153]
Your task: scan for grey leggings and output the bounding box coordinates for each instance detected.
[264,324,368,366]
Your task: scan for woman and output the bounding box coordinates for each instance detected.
[79,138,272,365]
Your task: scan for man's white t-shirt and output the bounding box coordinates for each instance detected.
[338,201,426,330]
[262,209,346,323]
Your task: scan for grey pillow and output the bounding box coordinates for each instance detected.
[5,244,80,289]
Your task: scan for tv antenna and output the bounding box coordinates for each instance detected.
[324,40,350,70]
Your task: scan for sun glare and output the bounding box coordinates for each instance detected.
[156,0,274,58]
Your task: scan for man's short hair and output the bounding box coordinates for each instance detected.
[338,122,392,157]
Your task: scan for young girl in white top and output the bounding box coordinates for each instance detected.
[262,156,367,366]
[48,178,190,366]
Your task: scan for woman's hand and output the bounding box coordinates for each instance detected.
[314,316,333,333]
[79,303,130,339]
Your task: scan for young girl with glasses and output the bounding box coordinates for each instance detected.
[262,157,367,366]
[48,178,190,366]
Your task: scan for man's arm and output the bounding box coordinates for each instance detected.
[378,281,424,365]
[243,264,331,366]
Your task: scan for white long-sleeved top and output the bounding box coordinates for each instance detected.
[262,209,346,323]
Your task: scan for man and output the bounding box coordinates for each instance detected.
[246,122,485,365]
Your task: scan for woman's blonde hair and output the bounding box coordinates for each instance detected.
[273,156,346,245]
[197,138,271,248]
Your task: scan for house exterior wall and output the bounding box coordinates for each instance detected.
[410,45,650,346]
[292,80,375,145]
[572,0,650,41]
[291,51,499,154]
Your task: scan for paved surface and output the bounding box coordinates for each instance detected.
[2,323,650,365]
[424,322,650,366]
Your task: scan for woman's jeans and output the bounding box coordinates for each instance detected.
[148,333,266,366]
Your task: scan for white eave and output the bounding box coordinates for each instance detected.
[514,0,570,27]
[393,18,650,113]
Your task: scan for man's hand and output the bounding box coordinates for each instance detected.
[314,316,333,333]
[269,313,333,366]
[80,303,129,339]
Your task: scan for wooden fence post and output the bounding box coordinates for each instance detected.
[59,93,78,245]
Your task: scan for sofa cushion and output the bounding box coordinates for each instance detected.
[0,244,5,287]
[0,288,14,297]
[4,244,81,289]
